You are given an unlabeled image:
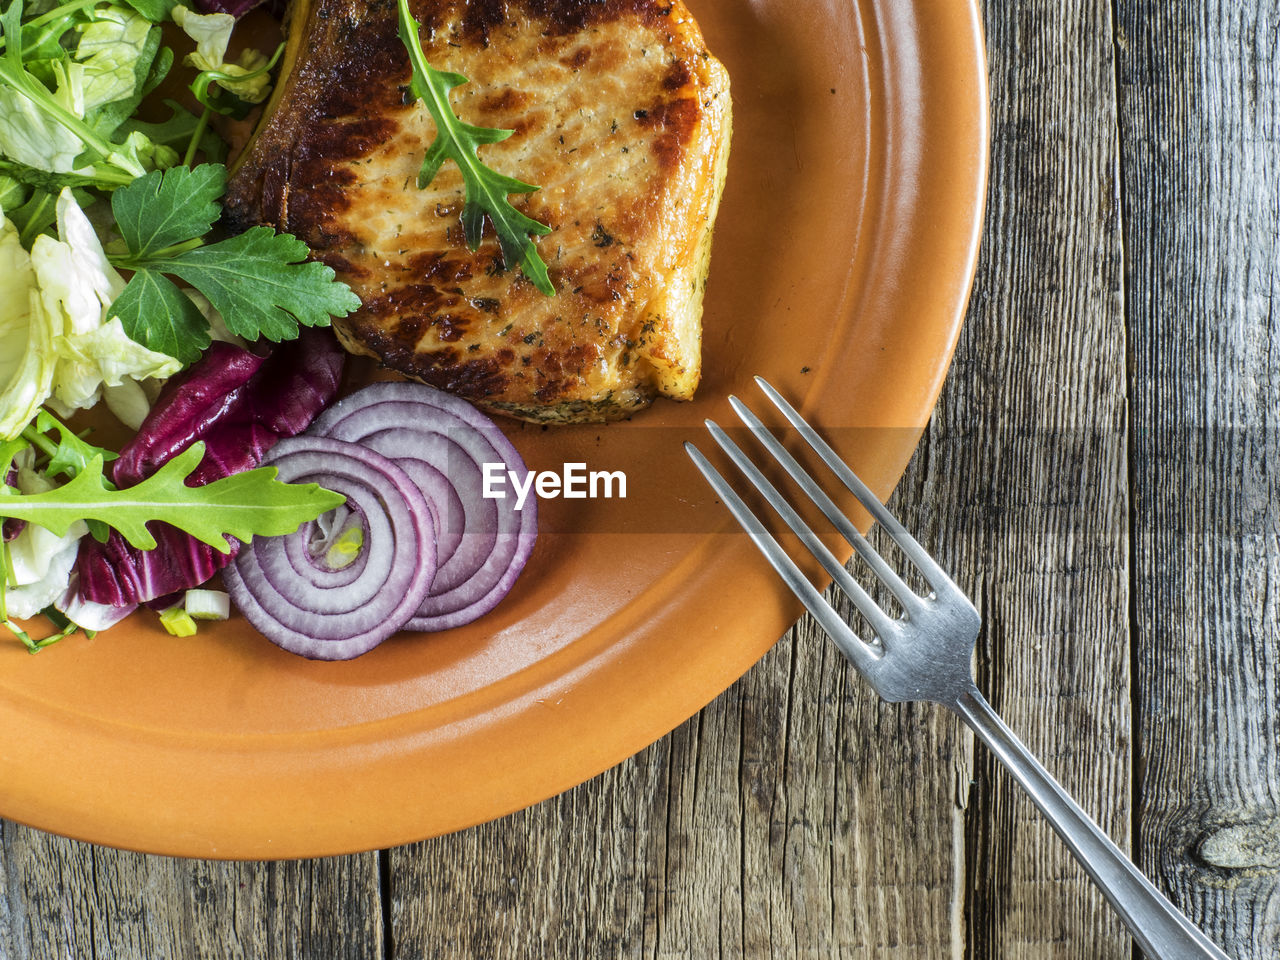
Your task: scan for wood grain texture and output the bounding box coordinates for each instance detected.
[948,0,1131,956]
[1117,1,1280,955]
[0,822,382,959]
[389,622,967,958]
[0,0,1273,957]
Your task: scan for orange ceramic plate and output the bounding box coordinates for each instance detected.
[0,0,987,857]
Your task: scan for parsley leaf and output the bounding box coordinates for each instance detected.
[395,0,555,296]
[106,268,209,361]
[162,227,363,343]
[106,165,362,360]
[112,163,223,257]
[0,443,345,554]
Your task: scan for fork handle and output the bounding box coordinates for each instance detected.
[950,686,1230,960]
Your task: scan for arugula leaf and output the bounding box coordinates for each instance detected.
[395,0,554,296]
[0,156,119,193]
[14,14,79,65]
[21,409,118,540]
[0,436,27,485]
[139,43,173,97]
[2,617,39,652]
[18,603,87,652]
[29,409,118,480]
[111,162,223,257]
[9,185,54,245]
[0,442,345,553]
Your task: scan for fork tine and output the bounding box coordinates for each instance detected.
[684,442,880,671]
[728,394,922,611]
[753,376,955,595]
[703,420,902,644]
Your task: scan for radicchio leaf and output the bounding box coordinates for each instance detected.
[77,523,238,607]
[76,329,345,605]
[110,342,262,484]
[192,0,284,20]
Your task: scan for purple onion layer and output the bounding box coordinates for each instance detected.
[307,381,538,632]
[224,436,436,660]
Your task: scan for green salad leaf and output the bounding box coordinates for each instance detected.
[0,441,345,553]
[161,227,363,340]
[28,409,118,481]
[76,5,159,118]
[116,98,226,162]
[105,266,208,360]
[118,0,179,24]
[112,158,222,255]
[395,0,554,296]
[0,0,173,185]
[106,164,362,361]
[188,40,282,118]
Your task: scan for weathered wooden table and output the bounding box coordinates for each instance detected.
[3,0,1277,956]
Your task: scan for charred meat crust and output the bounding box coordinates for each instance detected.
[426,0,684,41]
[226,0,730,422]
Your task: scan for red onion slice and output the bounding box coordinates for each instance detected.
[308,382,537,632]
[281,507,372,590]
[224,436,436,660]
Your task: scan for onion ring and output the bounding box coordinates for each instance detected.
[308,382,538,632]
[224,436,436,659]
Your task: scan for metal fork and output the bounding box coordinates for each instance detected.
[685,377,1229,960]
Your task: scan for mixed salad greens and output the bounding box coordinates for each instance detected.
[0,0,358,648]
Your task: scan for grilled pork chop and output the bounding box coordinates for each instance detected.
[225,0,731,422]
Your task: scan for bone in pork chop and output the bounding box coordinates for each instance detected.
[225,0,731,422]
